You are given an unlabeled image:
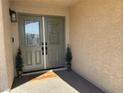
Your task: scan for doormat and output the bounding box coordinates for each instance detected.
[30,70,57,81]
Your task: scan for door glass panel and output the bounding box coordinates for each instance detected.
[48,24,60,44]
[24,21,40,46]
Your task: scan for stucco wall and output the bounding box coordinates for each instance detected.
[10,2,70,72]
[70,0,122,93]
[0,0,14,92]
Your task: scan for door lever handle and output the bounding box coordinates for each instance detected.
[46,47,47,55]
[41,47,44,55]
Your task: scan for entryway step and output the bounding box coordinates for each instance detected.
[22,67,67,76]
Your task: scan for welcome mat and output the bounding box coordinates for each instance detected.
[31,70,57,81]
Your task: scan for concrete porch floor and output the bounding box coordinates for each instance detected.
[11,70,105,93]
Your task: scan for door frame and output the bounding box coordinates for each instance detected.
[18,13,66,72]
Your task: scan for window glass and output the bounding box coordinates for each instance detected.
[24,21,40,46]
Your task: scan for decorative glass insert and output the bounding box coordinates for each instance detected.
[48,24,59,44]
[24,21,40,46]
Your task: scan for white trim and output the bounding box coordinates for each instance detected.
[42,16,47,69]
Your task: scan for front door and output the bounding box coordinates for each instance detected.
[44,16,65,69]
[19,14,65,72]
[19,15,44,72]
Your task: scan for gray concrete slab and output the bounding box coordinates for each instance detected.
[11,70,105,93]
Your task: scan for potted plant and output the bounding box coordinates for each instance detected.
[16,48,23,77]
[66,45,72,70]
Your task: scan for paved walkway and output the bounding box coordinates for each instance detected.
[11,70,105,93]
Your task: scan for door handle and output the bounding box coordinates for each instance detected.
[41,42,47,45]
[41,47,44,55]
[45,42,47,45]
[46,47,47,55]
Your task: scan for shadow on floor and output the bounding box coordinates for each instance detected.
[11,70,105,93]
[56,70,105,93]
[12,74,40,89]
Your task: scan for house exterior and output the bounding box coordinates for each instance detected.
[0,0,122,93]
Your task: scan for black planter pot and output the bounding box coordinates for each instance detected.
[67,63,71,70]
[17,70,22,78]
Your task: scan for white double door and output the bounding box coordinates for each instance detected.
[19,14,65,72]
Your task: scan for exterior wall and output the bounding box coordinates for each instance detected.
[10,1,70,75]
[70,0,122,93]
[0,0,14,92]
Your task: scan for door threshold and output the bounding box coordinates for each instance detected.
[22,67,67,76]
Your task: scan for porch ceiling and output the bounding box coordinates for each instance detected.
[10,0,81,8]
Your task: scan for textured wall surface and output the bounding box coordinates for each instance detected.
[70,0,122,93]
[10,0,80,8]
[0,0,8,91]
[0,0,14,91]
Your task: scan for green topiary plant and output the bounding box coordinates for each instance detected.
[66,45,72,70]
[16,48,23,77]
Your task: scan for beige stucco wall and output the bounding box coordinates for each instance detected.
[10,2,70,71]
[70,0,122,93]
[0,0,14,92]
